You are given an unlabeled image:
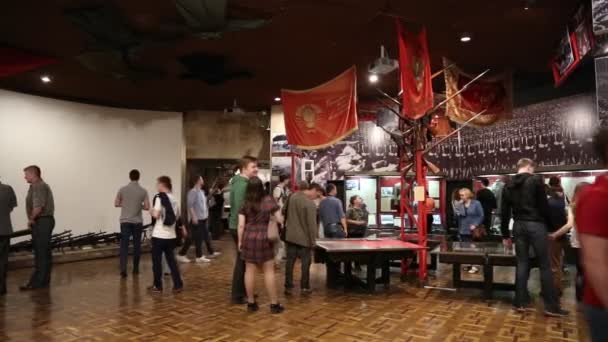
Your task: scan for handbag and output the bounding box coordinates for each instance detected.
[472,224,487,241]
[268,219,280,242]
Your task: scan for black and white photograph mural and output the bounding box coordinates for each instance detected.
[596,55,608,128]
[430,94,600,179]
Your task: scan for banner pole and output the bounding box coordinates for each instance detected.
[423,108,488,154]
[398,63,455,96]
[427,69,490,114]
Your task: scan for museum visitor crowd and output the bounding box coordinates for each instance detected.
[0,129,607,340]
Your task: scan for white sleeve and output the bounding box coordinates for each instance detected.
[273,187,281,200]
[153,196,162,211]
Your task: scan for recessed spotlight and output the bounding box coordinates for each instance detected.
[524,6,529,10]
[274,97,281,102]
[369,74,379,83]
[41,75,51,83]
[460,33,472,43]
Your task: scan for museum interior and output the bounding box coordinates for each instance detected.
[1,0,608,341]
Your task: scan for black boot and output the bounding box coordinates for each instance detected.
[270,303,285,314]
[247,302,259,312]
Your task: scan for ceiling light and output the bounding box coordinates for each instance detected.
[369,74,379,83]
[460,33,472,43]
[41,75,51,83]
[274,97,281,102]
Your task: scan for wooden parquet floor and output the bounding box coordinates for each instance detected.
[0,236,590,341]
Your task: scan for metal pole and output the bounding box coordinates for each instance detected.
[423,108,488,154]
[398,63,456,96]
[375,87,401,107]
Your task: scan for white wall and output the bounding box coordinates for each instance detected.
[0,90,183,235]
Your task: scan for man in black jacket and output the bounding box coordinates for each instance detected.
[501,158,567,317]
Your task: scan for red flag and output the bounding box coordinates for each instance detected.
[396,21,433,120]
[281,66,358,150]
[444,59,513,126]
[0,47,56,78]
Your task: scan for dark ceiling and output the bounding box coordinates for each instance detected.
[0,0,584,111]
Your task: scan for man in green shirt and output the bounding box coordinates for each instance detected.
[229,156,258,304]
[21,165,55,291]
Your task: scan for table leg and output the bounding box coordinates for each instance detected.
[344,261,353,289]
[483,263,493,300]
[366,259,376,293]
[382,260,390,289]
[326,260,338,289]
[430,253,438,271]
[452,263,461,287]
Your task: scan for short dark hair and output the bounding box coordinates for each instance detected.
[593,128,608,164]
[129,169,140,181]
[517,158,536,169]
[479,178,489,187]
[239,155,257,171]
[157,176,172,191]
[297,180,309,190]
[23,165,41,177]
[548,176,561,187]
[349,195,360,206]
[190,174,202,187]
[279,174,289,183]
[326,183,337,194]
[309,183,323,193]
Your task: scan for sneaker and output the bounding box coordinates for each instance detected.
[514,305,533,312]
[211,252,221,257]
[195,256,212,263]
[544,309,569,317]
[147,286,162,293]
[172,287,183,294]
[301,288,313,295]
[468,266,479,274]
[270,303,285,314]
[176,255,191,263]
[247,302,259,312]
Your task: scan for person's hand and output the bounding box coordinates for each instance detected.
[28,219,34,228]
[548,233,556,240]
[502,238,512,249]
[192,218,199,225]
[180,226,188,239]
[343,229,348,238]
[238,241,242,251]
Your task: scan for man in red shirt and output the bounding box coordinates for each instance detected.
[576,128,608,342]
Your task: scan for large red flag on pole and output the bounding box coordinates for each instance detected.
[396,21,433,120]
[281,66,358,150]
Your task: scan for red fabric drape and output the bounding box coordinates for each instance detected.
[281,66,358,150]
[396,21,433,120]
[0,47,56,78]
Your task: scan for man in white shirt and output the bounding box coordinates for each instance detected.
[272,174,290,264]
[177,175,220,263]
[149,176,185,293]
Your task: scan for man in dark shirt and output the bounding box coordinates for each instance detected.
[501,158,567,317]
[22,165,55,290]
[0,180,17,295]
[476,178,497,231]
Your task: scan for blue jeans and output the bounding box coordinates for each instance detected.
[324,223,346,238]
[151,238,182,289]
[513,221,559,311]
[119,222,143,274]
[584,304,608,342]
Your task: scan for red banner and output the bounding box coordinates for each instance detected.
[444,59,513,127]
[397,21,433,120]
[281,66,358,150]
[0,47,56,78]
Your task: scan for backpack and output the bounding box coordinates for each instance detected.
[152,193,176,226]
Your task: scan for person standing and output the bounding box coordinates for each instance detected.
[476,178,497,231]
[454,188,484,274]
[319,184,347,238]
[345,195,368,238]
[546,184,568,296]
[576,128,608,342]
[149,176,185,293]
[0,180,17,295]
[491,176,507,231]
[238,176,284,314]
[208,179,225,240]
[229,156,258,304]
[177,175,219,264]
[284,182,322,296]
[272,174,290,265]
[500,158,567,316]
[21,165,55,290]
[115,169,150,278]
[549,182,589,302]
